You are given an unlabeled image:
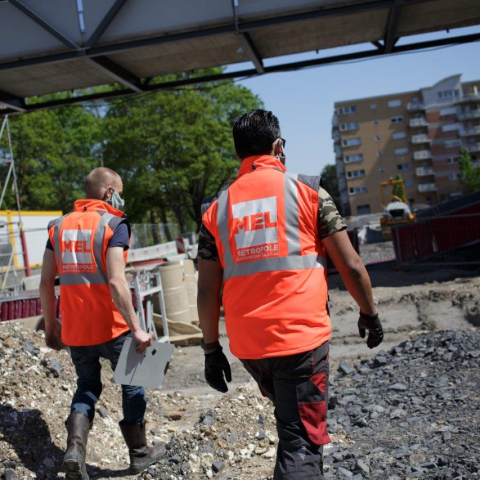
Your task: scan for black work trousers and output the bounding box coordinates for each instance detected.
[241,341,330,480]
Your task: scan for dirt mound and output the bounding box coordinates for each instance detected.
[1,322,479,479]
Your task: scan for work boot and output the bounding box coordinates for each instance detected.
[64,413,90,480]
[119,420,166,474]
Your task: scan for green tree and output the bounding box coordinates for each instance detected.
[103,70,262,231]
[458,148,480,194]
[392,174,406,202]
[320,164,342,215]
[0,106,100,213]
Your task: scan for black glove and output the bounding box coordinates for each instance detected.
[204,347,232,393]
[358,312,384,349]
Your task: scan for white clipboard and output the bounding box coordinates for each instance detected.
[113,337,174,389]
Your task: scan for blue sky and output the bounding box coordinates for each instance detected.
[227,26,480,176]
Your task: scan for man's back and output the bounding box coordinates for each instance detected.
[202,155,330,359]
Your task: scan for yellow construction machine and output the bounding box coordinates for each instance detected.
[379,178,416,241]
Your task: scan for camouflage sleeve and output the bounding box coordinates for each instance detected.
[197,223,220,261]
[318,187,347,239]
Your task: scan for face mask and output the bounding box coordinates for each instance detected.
[105,189,125,210]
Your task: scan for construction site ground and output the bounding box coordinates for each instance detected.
[0,243,479,479]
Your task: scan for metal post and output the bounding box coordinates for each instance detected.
[20,227,31,277]
[154,268,169,342]
[132,272,147,331]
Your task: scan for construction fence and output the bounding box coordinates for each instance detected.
[130,223,180,249]
[392,213,480,267]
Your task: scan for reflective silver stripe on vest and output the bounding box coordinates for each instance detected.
[284,172,300,256]
[52,212,116,286]
[217,188,235,280]
[228,254,326,278]
[217,174,326,281]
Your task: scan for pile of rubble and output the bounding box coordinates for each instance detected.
[1,320,479,479]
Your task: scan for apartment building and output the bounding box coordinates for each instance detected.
[332,75,480,216]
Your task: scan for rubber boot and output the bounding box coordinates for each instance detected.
[64,413,90,480]
[119,421,166,474]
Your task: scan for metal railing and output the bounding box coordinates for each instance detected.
[413,150,432,160]
[130,223,180,249]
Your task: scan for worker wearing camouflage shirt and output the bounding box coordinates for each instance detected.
[197,110,383,479]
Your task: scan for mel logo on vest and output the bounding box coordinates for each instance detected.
[231,196,279,262]
[61,229,95,273]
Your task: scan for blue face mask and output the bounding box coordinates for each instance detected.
[105,189,125,210]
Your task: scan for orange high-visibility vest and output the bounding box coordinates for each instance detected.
[48,199,130,346]
[202,155,331,359]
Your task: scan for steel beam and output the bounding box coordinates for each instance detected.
[0,90,26,112]
[9,0,79,50]
[236,33,264,73]
[2,30,479,117]
[384,0,403,53]
[85,0,129,48]
[86,57,144,92]
[0,0,436,72]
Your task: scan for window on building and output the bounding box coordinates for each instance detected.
[370,103,377,110]
[344,153,364,163]
[447,157,459,164]
[449,172,458,181]
[348,186,367,195]
[338,105,357,115]
[388,99,402,108]
[377,151,383,157]
[375,135,381,141]
[391,116,404,124]
[379,167,385,173]
[373,119,379,125]
[395,147,409,156]
[346,169,366,179]
[397,164,411,172]
[357,204,371,215]
[340,122,359,131]
[438,90,454,99]
[405,180,413,187]
[393,131,407,140]
[342,138,362,147]
[445,139,462,149]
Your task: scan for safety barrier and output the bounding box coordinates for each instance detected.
[392,213,480,267]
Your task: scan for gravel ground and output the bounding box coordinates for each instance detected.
[0,258,479,479]
[1,323,479,479]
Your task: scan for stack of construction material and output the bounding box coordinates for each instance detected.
[155,260,202,346]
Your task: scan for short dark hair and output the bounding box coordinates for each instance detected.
[233,109,281,159]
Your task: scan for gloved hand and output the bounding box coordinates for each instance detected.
[205,347,232,393]
[358,312,384,349]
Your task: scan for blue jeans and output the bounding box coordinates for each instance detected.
[69,332,146,425]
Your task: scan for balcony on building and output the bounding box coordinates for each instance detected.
[332,131,341,143]
[332,114,339,129]
[418,183,437,193]
[334,146,342,158]
[407,102,425,112]
[463,142,480,153]
[455,92,480,104]
[460,125,480,137]
[413,150,432,160]
[409,117,428,128]
[411,134,431,144]
[416,166,435,177]
[457,109,480,120]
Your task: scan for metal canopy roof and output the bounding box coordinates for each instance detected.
[0,0,480,115]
